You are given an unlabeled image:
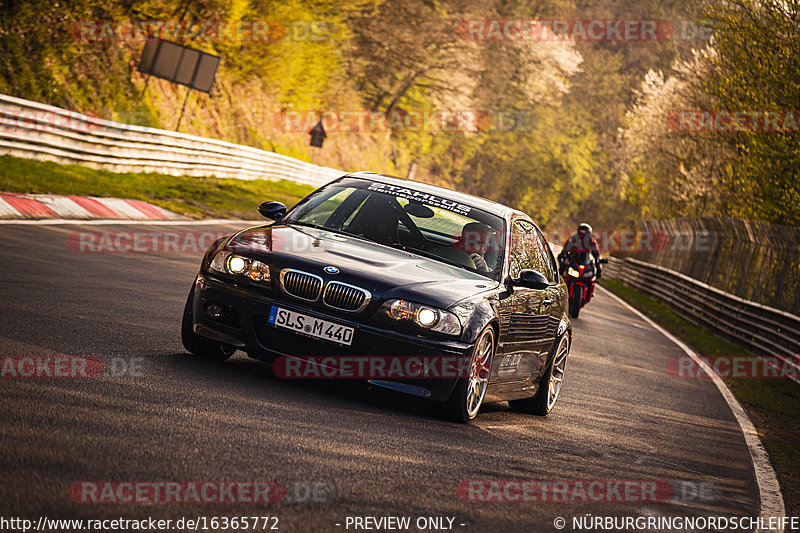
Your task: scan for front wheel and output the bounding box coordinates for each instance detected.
[569,285,584,318]
[509,334,570,416]
[441,326,495,423]
[181,284,236,362]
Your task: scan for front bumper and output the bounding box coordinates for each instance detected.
[191,274,473,401]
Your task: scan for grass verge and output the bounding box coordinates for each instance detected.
[600,278,800,515]
[0,155,316,219]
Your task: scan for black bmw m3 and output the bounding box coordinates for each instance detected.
[182,172,571,422]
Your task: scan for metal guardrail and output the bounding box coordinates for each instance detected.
[637,217,800,315]
[604,256,800,383]
[0,94,343,187]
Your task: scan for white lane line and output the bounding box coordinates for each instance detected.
[597,285,786,525]
[0,218,262,226]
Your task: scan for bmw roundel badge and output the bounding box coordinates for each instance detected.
[324,266,340,274]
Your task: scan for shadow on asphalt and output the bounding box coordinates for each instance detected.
[165,350,450,422]
[164,349,517,424]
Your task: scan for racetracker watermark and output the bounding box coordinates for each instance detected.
[70,20,335,44]
[0,356,103,379]
[273,356,472,380]
[68,230,230,254]
[667,356,800,380]
[273,109,534,133]
[544,229,720,253]
[668,110,800,133]
[543,229,671,253]
[70,481,286,504]
[456,19,672,42]
[457,479,719,503]
[456,19,710,42]
[1,110,103,135]
[67,228,715,256]
[0,356,149,379]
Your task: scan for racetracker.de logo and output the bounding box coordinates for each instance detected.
[668,110,800,133]
[273,356,472,379]
[71,20,284,44]
[456,479,717,503]
[456,19,673,42]
[68,230,230,254]
[70,481,286,504]
[71,20,336,44]
[667,356,799,380]
[1,356,103,379]
[1,110,103,134]
[542,229,673,253]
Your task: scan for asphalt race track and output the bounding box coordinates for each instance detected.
[0,222,760,532]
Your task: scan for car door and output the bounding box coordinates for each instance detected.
[531,224,563,362]
[493,219,551,386]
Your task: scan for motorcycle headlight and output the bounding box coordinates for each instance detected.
[380,299,462,336]
[209,251,270,282]
[582,268,595,279]
[567,267,580,278]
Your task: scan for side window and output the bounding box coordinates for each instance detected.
[509,220,545,278]
[533,227,556,282]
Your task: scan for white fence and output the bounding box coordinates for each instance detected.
[0,94,343,187]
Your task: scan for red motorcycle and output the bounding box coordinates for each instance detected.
[561,251,607,318]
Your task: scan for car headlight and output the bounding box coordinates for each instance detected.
[209,251,270,282]
[567,267,580,278]
[227,255,248,274]
[380,299,462,336]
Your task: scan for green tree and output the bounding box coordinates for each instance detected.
[702,0,800,224]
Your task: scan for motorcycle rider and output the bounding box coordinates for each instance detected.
[558,223,601,278]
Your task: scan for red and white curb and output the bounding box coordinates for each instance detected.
[0,193,182,220]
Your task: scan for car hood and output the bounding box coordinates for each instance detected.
[224,224,500,309]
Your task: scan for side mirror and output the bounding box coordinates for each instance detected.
[599,258,609,264]
[512,269,549,290]
[258,201,286,220]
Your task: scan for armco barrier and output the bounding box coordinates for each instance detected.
[637,217,800,315]
[604,256,800,383]
[0,94,343,187]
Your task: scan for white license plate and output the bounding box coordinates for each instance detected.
[267,306,354,346]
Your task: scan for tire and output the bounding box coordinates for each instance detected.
[509,334,570,416]
[181,284,236,362]
[441,326,495,423]
[569,285,583,318]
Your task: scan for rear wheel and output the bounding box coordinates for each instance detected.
[181,284,236,362]
[569,285,583,318]
[509,334,569,416]
[441,326,495,423]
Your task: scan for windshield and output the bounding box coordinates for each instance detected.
[283,178,506,280]
[567,251,594,266]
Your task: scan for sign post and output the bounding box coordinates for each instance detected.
[137,39,221,131]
